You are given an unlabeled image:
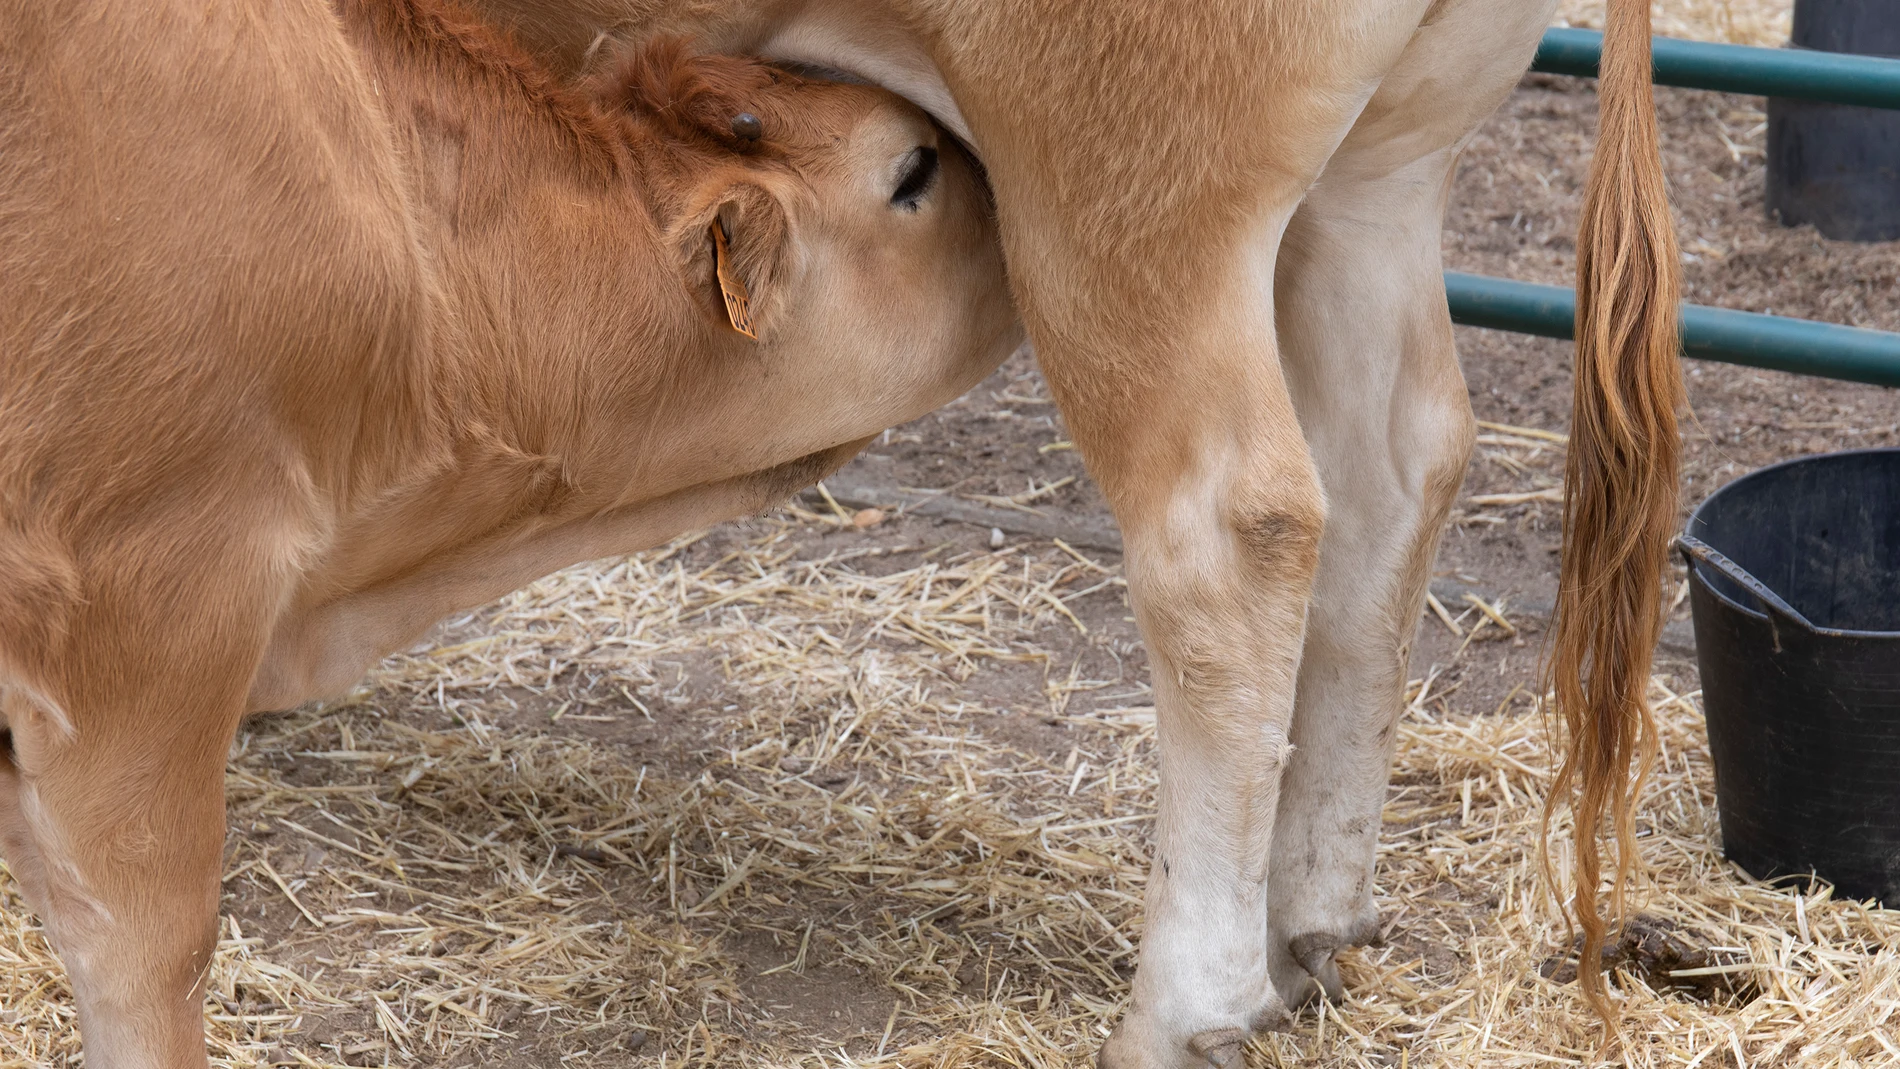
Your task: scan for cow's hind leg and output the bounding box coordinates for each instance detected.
[1264,146,1474,1007]
[1263,0,1556,1005]
[1070,237,1326,1068]
[914,3,1452,1065]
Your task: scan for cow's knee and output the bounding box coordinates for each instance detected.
[1407,360,1477,516]
[1130,461,1325,714]
[1232,490,1325,584]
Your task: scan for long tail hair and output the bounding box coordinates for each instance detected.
[1544,0,1682,1023]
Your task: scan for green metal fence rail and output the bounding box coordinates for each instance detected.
[1532,27,1900,110]
[1443,29,1900,389]
[1446,273,1900,389]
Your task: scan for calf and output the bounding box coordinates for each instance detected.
[0,0,1019,1063]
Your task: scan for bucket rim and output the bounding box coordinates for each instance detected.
[1682,446,1900,641]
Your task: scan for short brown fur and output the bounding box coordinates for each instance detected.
[0,0,1015,1062]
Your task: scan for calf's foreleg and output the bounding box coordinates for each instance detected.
[0,689,238,1069]
[0,552,274,1069]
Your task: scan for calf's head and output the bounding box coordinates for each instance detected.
[597,42,1022,451]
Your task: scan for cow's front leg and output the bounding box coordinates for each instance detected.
[1104,420,1325,1067]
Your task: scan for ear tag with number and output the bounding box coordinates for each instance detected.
[710,218,756,339]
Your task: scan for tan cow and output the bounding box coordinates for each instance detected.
[0,0,1019,1064]
[471,0,1686,1066]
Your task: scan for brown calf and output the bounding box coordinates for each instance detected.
[0,0,1018,1064]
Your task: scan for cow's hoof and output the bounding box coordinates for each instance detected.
[1099,1009,1281,1068]
[1289,932,1345,1003]
[1186,1028,1246,1067]
[1273,915,1379,1007]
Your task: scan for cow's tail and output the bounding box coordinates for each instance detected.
[1544,0,1682,1024]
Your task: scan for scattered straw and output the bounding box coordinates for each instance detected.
[1,502,1889,1067]
[1557,0,1792,46]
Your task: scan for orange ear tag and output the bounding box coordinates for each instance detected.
[710,218,757,339]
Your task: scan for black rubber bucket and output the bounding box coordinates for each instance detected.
[1679,448,1900,904]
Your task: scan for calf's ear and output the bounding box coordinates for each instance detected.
[671,180,791,340]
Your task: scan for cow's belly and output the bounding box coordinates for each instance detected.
[468,0,967,144]
[753,2,974,147]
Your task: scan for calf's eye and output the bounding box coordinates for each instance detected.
[891,146,939,211]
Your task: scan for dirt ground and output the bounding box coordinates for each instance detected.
[6,8,1900,1069]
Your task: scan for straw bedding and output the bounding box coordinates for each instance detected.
[1556,0,1791,45]
[9,2,1897,1066]
[6,483,1896,1068]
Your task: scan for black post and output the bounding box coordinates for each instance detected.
[1766,0,1900,241]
